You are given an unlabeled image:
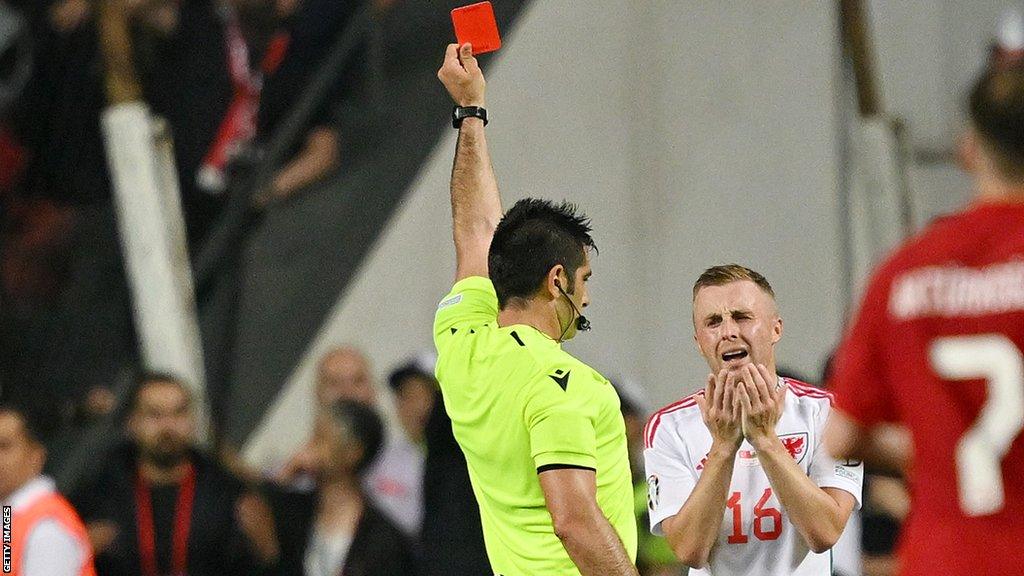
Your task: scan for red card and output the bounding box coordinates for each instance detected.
[451,2,501,55]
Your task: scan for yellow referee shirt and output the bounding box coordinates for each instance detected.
[433,276,637,575]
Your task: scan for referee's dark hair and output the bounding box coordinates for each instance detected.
[488,198,597,308]
[969,63,1024,182]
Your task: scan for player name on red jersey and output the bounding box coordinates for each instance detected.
[889,261,1024,320]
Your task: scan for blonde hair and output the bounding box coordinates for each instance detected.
[692,264,775,300]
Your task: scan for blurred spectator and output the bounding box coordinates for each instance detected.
[70,372,279,576]
[279,346,426,539]
[270,346,379,490]
[387,363,435,445]
[246,0,368,207]
[125,0,368,243]
[200,1,373,433]
[420,379,490,576]
[612,380,684,576]
[20,0,252,241]
[822,354,906,576]
[269,399,414,576]
[16,0,108,206]
[14,0,367,243]
[131,0,234,247]
[0,403,97,576]
[315,346,378,407]
[0,0,74,310]
[860,473,907,576]
[1,0,137,433]
[352,361,436,538]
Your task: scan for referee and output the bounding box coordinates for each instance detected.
[432,43,638,576]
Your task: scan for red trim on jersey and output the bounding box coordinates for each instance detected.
[644,392,703,448]
[644,379,832,449]
[784,378,834,403]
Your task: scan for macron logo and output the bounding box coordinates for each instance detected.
[549,369,570,391]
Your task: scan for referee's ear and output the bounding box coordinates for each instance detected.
[545,264,566,299]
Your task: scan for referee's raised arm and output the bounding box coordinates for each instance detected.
[437,43,502,282]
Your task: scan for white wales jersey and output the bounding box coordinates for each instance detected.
[643,378,863,576]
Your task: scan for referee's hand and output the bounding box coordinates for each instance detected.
[438,43,486,108]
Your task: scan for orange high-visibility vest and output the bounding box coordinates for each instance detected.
[10,490,96,576]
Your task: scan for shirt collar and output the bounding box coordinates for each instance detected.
[4,475,56,512]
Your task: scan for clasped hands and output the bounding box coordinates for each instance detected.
[695,363,787,451]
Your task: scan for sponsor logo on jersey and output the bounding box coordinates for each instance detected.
[722,434,808,467]
[737,447,762,467]
[695,453,709,471]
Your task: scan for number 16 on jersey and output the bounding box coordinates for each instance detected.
[726,488,782,543]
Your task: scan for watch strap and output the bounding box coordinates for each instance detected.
[452,106,488,128]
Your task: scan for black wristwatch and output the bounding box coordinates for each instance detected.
[452,106,488,128]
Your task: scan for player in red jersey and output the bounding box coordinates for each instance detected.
[825,64,1024,576]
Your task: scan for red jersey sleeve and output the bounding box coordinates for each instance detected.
[828,268,900,426]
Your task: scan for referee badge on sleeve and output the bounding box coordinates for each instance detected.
[647,474,659,510]
[438,294,463,309]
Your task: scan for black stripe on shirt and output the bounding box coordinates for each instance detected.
[536,464,596,474]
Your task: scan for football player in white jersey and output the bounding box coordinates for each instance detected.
[643,264,863,576]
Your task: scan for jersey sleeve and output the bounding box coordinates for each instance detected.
[22,519,86,576]
[433,276,499,354]
[808,400,864,508]
[643,421,698,536]
[828,268,900,427]
[523,368,600,471]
